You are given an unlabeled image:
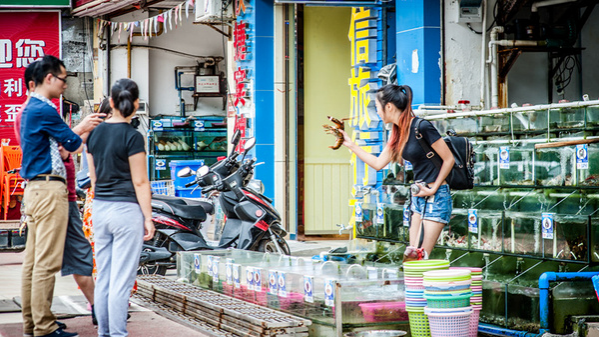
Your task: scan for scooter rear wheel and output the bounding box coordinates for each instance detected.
[257,238,290,255]
[138,262,167,276]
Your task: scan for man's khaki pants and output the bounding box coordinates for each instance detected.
[21,180,68,336]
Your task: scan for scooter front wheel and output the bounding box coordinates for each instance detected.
[257,238,290,255]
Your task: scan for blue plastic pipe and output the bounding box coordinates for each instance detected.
[478,323,543,337]
[538,272,599,334]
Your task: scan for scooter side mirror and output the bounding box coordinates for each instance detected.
[177,167,194,178]
[197,165,210,177]
[243,138,256,152]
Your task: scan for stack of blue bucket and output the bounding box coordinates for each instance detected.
[169,159,204,198]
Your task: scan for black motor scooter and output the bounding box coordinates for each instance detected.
[138,133,289,275]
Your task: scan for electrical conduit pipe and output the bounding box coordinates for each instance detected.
[480,0,487,109]
[485,27,547,108]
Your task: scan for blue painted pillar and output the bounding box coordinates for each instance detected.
[237,0,275,200]
[252,0,275,200]
[395,0,441,107]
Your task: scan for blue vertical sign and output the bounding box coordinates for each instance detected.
[304,276,314,303]
[268,271,278,294]
[577,144,589,169]
[468,209,478,234]
[324,279,335,307]
[542,213,554,239]
[194,253,201,273]
[500,146,510,169]
[355,202,363,222]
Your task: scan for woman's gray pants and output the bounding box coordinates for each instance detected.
[93,200,144,337]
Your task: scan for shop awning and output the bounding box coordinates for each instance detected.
[72,0,182,18]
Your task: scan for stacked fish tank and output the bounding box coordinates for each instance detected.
[360,102,599,334]
[177,250,409,336]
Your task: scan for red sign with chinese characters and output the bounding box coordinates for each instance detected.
[234,67,249,107]
[233,21,248,62]
[0,11,61,142]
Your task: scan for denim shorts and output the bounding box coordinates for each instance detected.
[411,184,452,224]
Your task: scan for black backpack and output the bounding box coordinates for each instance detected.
[414,118,475,190]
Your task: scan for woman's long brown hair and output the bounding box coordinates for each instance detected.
[376,84,415,163]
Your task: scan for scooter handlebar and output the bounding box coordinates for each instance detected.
[185,180,197,188]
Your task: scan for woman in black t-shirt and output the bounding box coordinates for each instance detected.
[86,79,155,336]
[340,84,454,262]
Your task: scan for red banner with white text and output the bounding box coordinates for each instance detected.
[0,11,61,144]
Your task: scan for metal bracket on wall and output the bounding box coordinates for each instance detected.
[193,22,232,39]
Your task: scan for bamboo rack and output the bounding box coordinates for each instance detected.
[136,275,311,337]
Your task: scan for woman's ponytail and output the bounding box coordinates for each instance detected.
[111,79,139,118]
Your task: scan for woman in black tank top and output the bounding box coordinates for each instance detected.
[339,84,455,261]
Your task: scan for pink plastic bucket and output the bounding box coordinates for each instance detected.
[469,309,480,337]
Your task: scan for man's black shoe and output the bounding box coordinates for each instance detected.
[38,328,78,337]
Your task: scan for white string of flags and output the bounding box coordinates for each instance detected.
[97,0,196,43]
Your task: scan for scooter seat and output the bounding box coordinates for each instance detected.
[152,194,214,214]
[151,199,207,221]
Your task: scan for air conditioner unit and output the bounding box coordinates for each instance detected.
[195,0,235,23]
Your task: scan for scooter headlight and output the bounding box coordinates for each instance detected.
[248,179,264,194]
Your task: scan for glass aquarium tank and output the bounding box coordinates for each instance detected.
[176,250,408,334]
[474,144,499,186]
[498,145,535,186]
[447,117,478,135]
[511,109,549,132]
[381,185,409,206]
[586,105,599,128]
[382,203,409,241]
[549,106,585,130]
[479,113,510,133]
[469,210,503,252]
[535,147,575,187]
[589,217,599,263]
[503,212,542,256]
[543,214,588,261]
[437,208,468,248]
[355,203,377,238]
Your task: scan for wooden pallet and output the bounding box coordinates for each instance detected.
[136,275,311,337]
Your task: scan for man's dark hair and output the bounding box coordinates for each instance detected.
[32,55,65,86]
[98,97,112,115]
[23,61,39,90]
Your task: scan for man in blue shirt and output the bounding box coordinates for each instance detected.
[20,55,99,337]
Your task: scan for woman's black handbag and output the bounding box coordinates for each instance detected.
[76,148,91,190]
[414,118,475,190]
